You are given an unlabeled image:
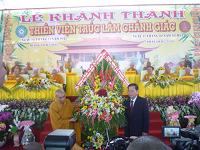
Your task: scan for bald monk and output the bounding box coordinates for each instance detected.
[162,66,175,79]
[21,67,30,75]
[143,61,154,70]
[143,67,153,81]
[50,69,63,84]
[10,69,24,83]
[59,65,64,73]
[194,60,200,69]
[176,61,185,74]
[65,58,72,73]
[26,62,33,70]
[49,89,83,150]
[31,70,43,79]
[164,62,169,69]
[183,67,194,76]
[0,52,6,87]
[3,62,9,75]
[127,63,138,74]
[11,61,22,74]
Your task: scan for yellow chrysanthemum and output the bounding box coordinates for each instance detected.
[82,106,87,110]
[93,130,96,134]
[89,128,92,131]
[85,86,89,90]
[82,144,85,147]
[92,103,97,109]
[81,98,84,101]
[0,122,6,127]
[94,142,101,149]
[87,136,90,139]
[120,107,125,110]
[111,111,114,115]
[116,99,120,103]
[114,84,117,89]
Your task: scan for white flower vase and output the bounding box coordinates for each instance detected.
[0,138,6,148]
[21,127,35,147]
[13,134,20,147]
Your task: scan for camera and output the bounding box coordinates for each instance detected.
[161,125,200,150]
[106,135,132,150]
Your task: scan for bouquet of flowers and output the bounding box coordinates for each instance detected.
[144,74,179,89]
[74,59,126,149]
[0,112,13,123]
[40,70,52,79]
[154,66,165,76]
[188,91,200,109]
[11,78,62,92]
[8,116,22,136]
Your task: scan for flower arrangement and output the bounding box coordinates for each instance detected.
[166,106,181,126]
[188,91,200,109]
[154,66,165,76]
[74,59,126,149]
[144,74,179,89]
[0,99,54,129]
[8,116,22,136]
[40,70,52,78]
[0,112,13,123]
[184,115,197,129]
[11,78,62,92]
[0,122,8,142]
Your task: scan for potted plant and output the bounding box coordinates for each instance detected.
[0,122,8,148]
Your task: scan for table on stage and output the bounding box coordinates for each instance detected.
[138,82,200,97]
[65,75,81,96]
[123,74,141,95]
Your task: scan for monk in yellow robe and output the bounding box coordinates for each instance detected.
[143,67,153,81]
[11,61,22,74]
[26,62,33,70]
[176,61,185,74]
[50,69,63,84]
[3,62,9,75]
[162,66,175,79]
[65,58,72,73]
[49,89,83,150]
[127,63,138,74]
[59,65,65,73]
[194,60,200,69]
[10,68,24,83]
[183,67,194,76]
[31,70,43,79]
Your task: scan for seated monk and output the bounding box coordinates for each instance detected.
[26,62,33,70]
[164,62,169,70]
[143,61,154,70]
[21,67,30,75]
[194,60,200,69]
[127,63,138,74]
[10,68,24,83]
[162,66,175,79]
[176,61,185,74]
[31,70,43,79]
[183,67,194,76]
[59,65,64,73]
[50,69,63,84]
[143,67,153,81]
[11,61,22,74]
[65,58,72,73]
[3,62,9,75]
[49,89,83,150]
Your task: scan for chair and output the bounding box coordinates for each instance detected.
[158,70,165,76]
[20,74,30,81]
[58,73,66,84]
[38,73,46,79]
[179,70,193,79]
[172,66,178,73]
[140,70,147,81]
[64,69,69,73]
[71,68,82,77]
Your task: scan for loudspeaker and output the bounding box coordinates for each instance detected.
[44,129,76,150]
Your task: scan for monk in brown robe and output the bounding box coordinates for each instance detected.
[143,67,153,81]
[50,69,63,84]
[31,70,43,79]
[194,60,200,69]
[11,61,22,74]
[21,67,30,75]
[3,62,9,75]
[143,61,154,70]
[59,65,64,73]
[162,66,175,79]
[10,68,24,83]
[26,62,33,70]
[0,53,6,87]
[126,63,138,74]
[49,89,83,149]
[183,67,194,76]
[65,58,72,73]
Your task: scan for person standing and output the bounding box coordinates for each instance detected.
[124,83,149,139]
[184,55,192,68]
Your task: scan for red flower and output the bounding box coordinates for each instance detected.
[97,89,107,97]
[86,112,89,117]
[78,109,81,114]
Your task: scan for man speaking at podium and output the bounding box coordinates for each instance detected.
[124,83,149,139]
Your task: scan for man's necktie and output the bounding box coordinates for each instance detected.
[130,100,134,115]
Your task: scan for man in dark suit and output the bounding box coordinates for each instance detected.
[124,83,149,139]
